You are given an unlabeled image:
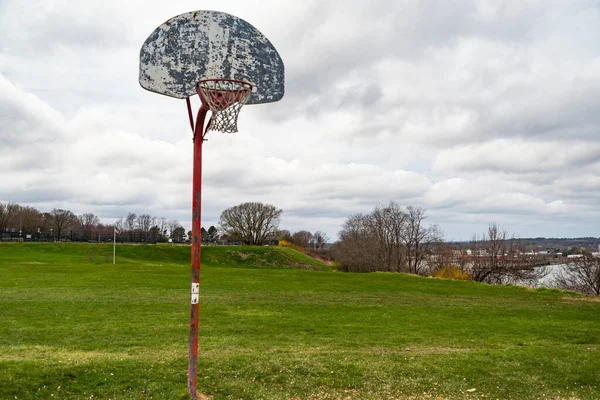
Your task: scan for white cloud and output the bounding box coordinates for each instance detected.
[433,139,600,174]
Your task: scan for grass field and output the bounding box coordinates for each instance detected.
[1,242,599,399]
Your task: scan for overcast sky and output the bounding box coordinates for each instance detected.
[1,0,600,241]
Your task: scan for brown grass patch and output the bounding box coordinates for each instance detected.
[286,389,449,400]
[563,296,600,303]
[0,345,184,364]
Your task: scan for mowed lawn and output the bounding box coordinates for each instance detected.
[1,243,599,400]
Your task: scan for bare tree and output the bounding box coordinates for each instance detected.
[335,203,407,273]
[470,223,547,284]
[555,253,600,295]
[115,218,124,232]
[125,212,137,232]
[334,203,443,274]
[78,213,100,239]
[292,230,313,248]
[16,205,42,236]
[51,209,78,239]
[404,206,442,275]
[219,202,283,245]
[312,231,330,250]
[0,202,18,234]
[334,213,381,272]
[79,213,100,228]
[39,212,53,235]
[158,217,168,237]
[136,214,154,239]
[368,202,408,272]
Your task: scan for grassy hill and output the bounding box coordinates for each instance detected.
[0,242,329,270]
[0,242,599,399]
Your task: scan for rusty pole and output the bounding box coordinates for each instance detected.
[188,102,209,399]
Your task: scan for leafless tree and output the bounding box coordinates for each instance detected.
[158,217,169,237]
[78,213,100,239]
[51,208,78,239]
[555,253,600,295]
[292,230,313,248]
[0,202,18,234]
[39,212,53,235]
[334,213,381,272]
[136,214,154,239]
[367,202,408,272]
[334,203,443,274]
[125,212,137,232]
[311,230,330,250]
[114,218,124,232]
[470,223,547,284]
[219,202,283,245]
[78,213,100,228]
[15,205,42,235]
[405,206,443,275]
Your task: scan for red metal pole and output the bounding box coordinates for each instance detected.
[188,103,208,399]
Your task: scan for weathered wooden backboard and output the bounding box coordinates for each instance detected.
[139,10,285,104]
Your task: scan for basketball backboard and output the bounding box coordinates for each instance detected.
[139,10,284,104]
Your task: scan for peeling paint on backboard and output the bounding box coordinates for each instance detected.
[139,10,284,104]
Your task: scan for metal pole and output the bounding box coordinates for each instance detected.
[188,103,208,399]
[113,229,116,264]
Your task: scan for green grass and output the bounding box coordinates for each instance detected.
[1,242,599,399]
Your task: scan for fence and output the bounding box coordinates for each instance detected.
[0,231,162,244]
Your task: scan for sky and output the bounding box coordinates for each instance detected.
[1,0,600,241]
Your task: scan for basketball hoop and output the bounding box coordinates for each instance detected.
[196,79,253,133]
[140,11,284,397]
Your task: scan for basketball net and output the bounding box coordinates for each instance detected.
[196,79,252,133]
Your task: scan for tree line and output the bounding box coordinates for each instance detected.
[0,200,329,248]
[331,204,598,296]
[330,203,553,283]
[0,202,186,243]
[114,212,186,243]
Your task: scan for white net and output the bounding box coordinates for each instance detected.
[196,79,252,133]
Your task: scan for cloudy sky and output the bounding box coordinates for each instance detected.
[1,0,600,241]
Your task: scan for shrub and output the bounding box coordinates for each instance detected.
[434,267,472,281]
